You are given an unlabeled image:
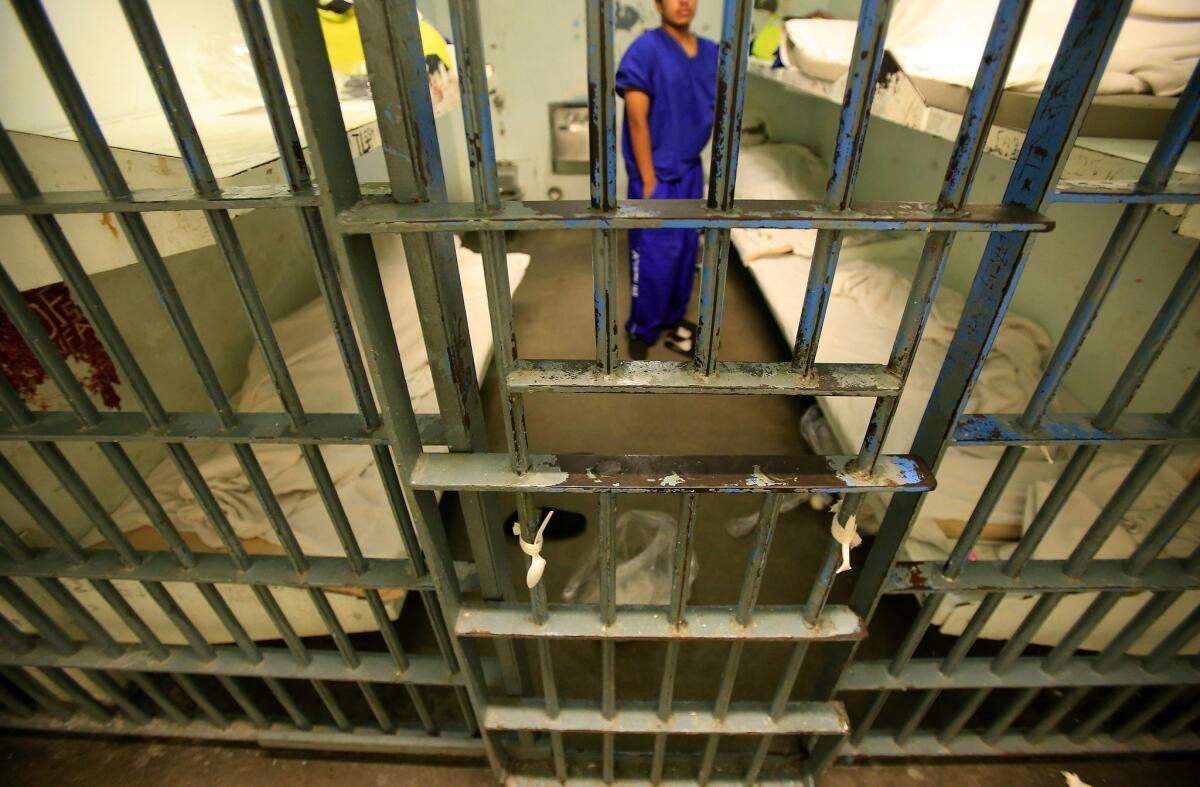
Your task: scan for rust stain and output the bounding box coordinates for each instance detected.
[99,212,119,240]
[906,562,928,589]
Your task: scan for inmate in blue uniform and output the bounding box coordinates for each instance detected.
[616,27,718,345]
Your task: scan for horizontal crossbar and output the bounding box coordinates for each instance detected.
[0,642,460,685]
[840,657,1200,691]
[847,731,1200,757]
[1052,179,1200,204]
[0,185,324,214]
[0,550,479,593]
[410,452,934,494]
[455,603,865,641]
[338,198,1053,234]
[953,413,1200,446]
[483,699,850,735]
[0,716,485,757]
[507,360,900,396]
[0,411,446,446]
[883,559,1198,594]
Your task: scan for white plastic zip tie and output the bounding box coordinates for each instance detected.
[1039,445,1055,464]
[514,509,555,589]
[829,500,861,574]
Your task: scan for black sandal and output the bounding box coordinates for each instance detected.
[663,319,697,356]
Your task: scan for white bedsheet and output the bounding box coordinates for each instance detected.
[785,0,1200,96]
[110,236,530,559]
[742,241,1063,549]
[734,142,1199,652]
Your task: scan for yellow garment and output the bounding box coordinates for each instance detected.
[317,4,452,76]
[751,12,783,62]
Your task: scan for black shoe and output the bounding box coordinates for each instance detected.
[664,319,696,356]
[628,335,651,360]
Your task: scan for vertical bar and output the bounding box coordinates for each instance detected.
[232,2,479,728]
[365,0,524,727]
[651,492,699,783]
[10,0,270,573]
[39,668,113,722]
[791,0,894,374]
[266,0,502,773]
[0,578,77,655]
[586,0,619,372]
[173,673,229,728]
[0,612,35,655]
[127,671,189,724]
[693,0,754,374]
[1155,693,1200,741]
[847,691,890,747]
[699,493,782,783]
[1,667,73,721]
[939,687,988,744]
[1108,686,1185,739]
[1041,591,1122,674]
[1125,475,1200,575]
[1094,590,1184,674]
[0,679,34,718]
[264,677,311,730]
[1068,685,1137,742]
[311,679,352,732]
[597,492,616,782]
[895,689,940,745]
[982,687,1038,743]
[250,586,309,666]
[358,681,396,734]
[218,675,269,729]
[1027,686,1090,743]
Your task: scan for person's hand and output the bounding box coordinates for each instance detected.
[645,177,658,198]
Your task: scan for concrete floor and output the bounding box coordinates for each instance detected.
[4,728,1199,785]
[2,230,1195,784]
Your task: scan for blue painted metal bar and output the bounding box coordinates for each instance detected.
[791,0,894,375]
[585,0,620,373]
[1021,62,1200,432]
[693,0,754,376]
[809,0,1136,775]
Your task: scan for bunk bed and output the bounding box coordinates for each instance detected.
[77,237,530,645]
[776,0,1200,139]
[732,143,1199,653]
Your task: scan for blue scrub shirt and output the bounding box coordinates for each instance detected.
[616,27,718,185]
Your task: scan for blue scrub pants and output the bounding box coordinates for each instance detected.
[626,163,703,344]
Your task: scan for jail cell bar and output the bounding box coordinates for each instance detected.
[0,1,1194,787]
[806,0,1200,776]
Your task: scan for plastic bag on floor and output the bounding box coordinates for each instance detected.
[799,403,839,454]
[561,510,697,606]
[724,493,807,538]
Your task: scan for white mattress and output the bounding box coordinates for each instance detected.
[733,143,1199,653]
[784,0,1200,97]
[109,235,530,561]
[742,241,1063,550]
